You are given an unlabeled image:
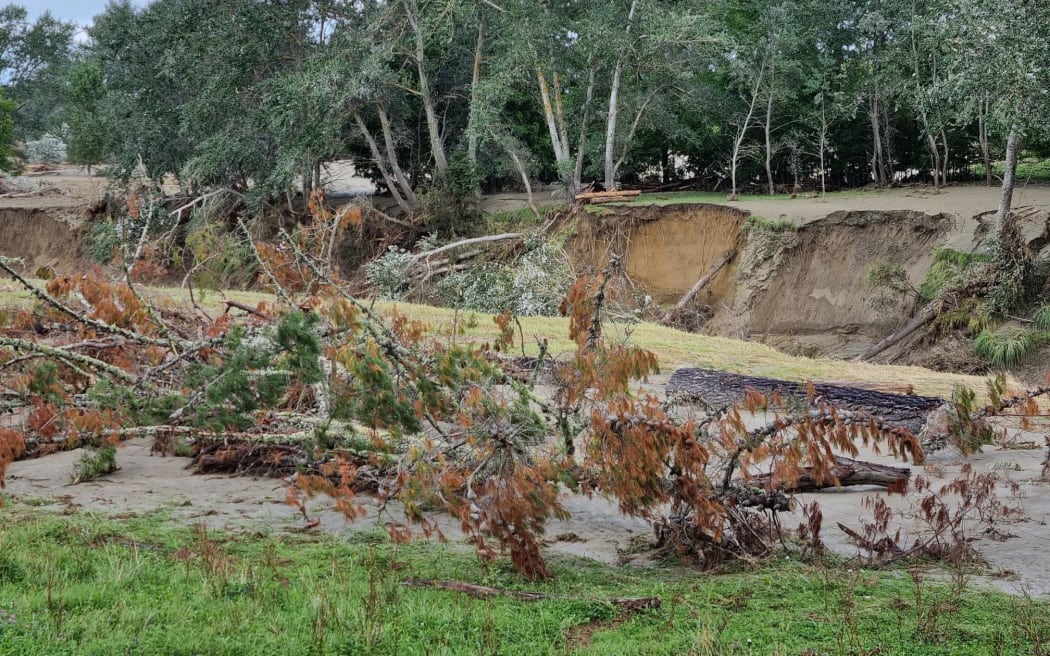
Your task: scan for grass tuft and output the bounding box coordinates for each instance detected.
[973,329,1040,369]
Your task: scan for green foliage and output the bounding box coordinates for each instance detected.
[0,89,17,173]
[1032,305,1050,330]
[920,248,992,300]
[62,60,108,169]
[182,221,256,290]
[945,386,995,455]
[181,312,323,431]
[364,245,414,300]
[416,184,483,238]
[973,328,1041,369]
[431,241,574,316]
[70,443,117,484]
[87,218,119,264]
[934,298,992,336]
[743,215,797,234]
[869,263,918,299]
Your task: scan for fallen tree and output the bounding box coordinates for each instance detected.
[666,367,946,435]
[739,455,911,493]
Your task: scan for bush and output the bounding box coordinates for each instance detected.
[743,215,796,234]
[920,248,992,300]
[364,245,415,300]
[431,241,573,316]
[88,218,121,263]
[71,443,117,484]
[23,134,67,164]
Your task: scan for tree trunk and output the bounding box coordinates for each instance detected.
[404,0,448,182]
[504,144,541,222]
[377,105,417,206]
[662,249,736,322]
[995,127,1021,236]
[603,0,639,191]
[925,132,941,190]
[354,111,411,215]
[467,21,484,170]
[741,456,911,493]
[869,93,886,185]
[730,65,765,198]
[532,59,573,201]
[854,298,941,363]
[573,61,597,196]
[614,89,658,181]
[764,74,775,196]
[979,97,992,186]
[667,367,945,436]
[818,101,827,200]
[939,129,949,187]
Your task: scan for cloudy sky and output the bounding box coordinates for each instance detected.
[28,1,146,29]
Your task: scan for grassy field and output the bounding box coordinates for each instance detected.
[971,158,1050,182]
[0,500,1045,656]
[611,188,879,207]
[0,278,998,400]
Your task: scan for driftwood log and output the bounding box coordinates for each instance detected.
[666,367,945,435]
[739,456,911,493]
[573,189,642,205]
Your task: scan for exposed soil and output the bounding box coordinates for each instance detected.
[568,203,748,305]
[0,168,108,273]
[734,210,956,346]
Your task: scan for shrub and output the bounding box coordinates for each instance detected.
[364,245,414,300]
[23,133,67,164]
[71,443,117,484]
[88,218,121,263]
[1032,305,1050,330]
[920,248,992,300]
[743,215,796,234]
[431,241,573,316]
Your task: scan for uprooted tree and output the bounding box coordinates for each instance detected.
[2,196,1047,578]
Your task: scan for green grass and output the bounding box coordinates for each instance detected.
[613,188,880,207]
[0,501,1044,655]
[970,157,1050,182]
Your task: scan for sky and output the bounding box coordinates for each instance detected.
[26,0,146,29]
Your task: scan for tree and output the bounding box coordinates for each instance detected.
[940,1,1050,231]
[0,88,17,172]
[62,60,108,173]
[0,5,75,138]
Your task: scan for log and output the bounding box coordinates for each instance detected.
[666,367,945,435]
[662,249,736,322]
[573,189,642,205]
[739,456,911,493]
[853,298,940,362]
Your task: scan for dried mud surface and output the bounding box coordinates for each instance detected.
[5,433,1050,596]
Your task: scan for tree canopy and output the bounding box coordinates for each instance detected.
[0,0,1047,214]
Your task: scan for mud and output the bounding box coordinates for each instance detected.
[5,435,1050,596]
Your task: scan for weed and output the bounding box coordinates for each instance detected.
[1033,305,1050,330]
[743,215,796,234]
[70,443,117,484]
